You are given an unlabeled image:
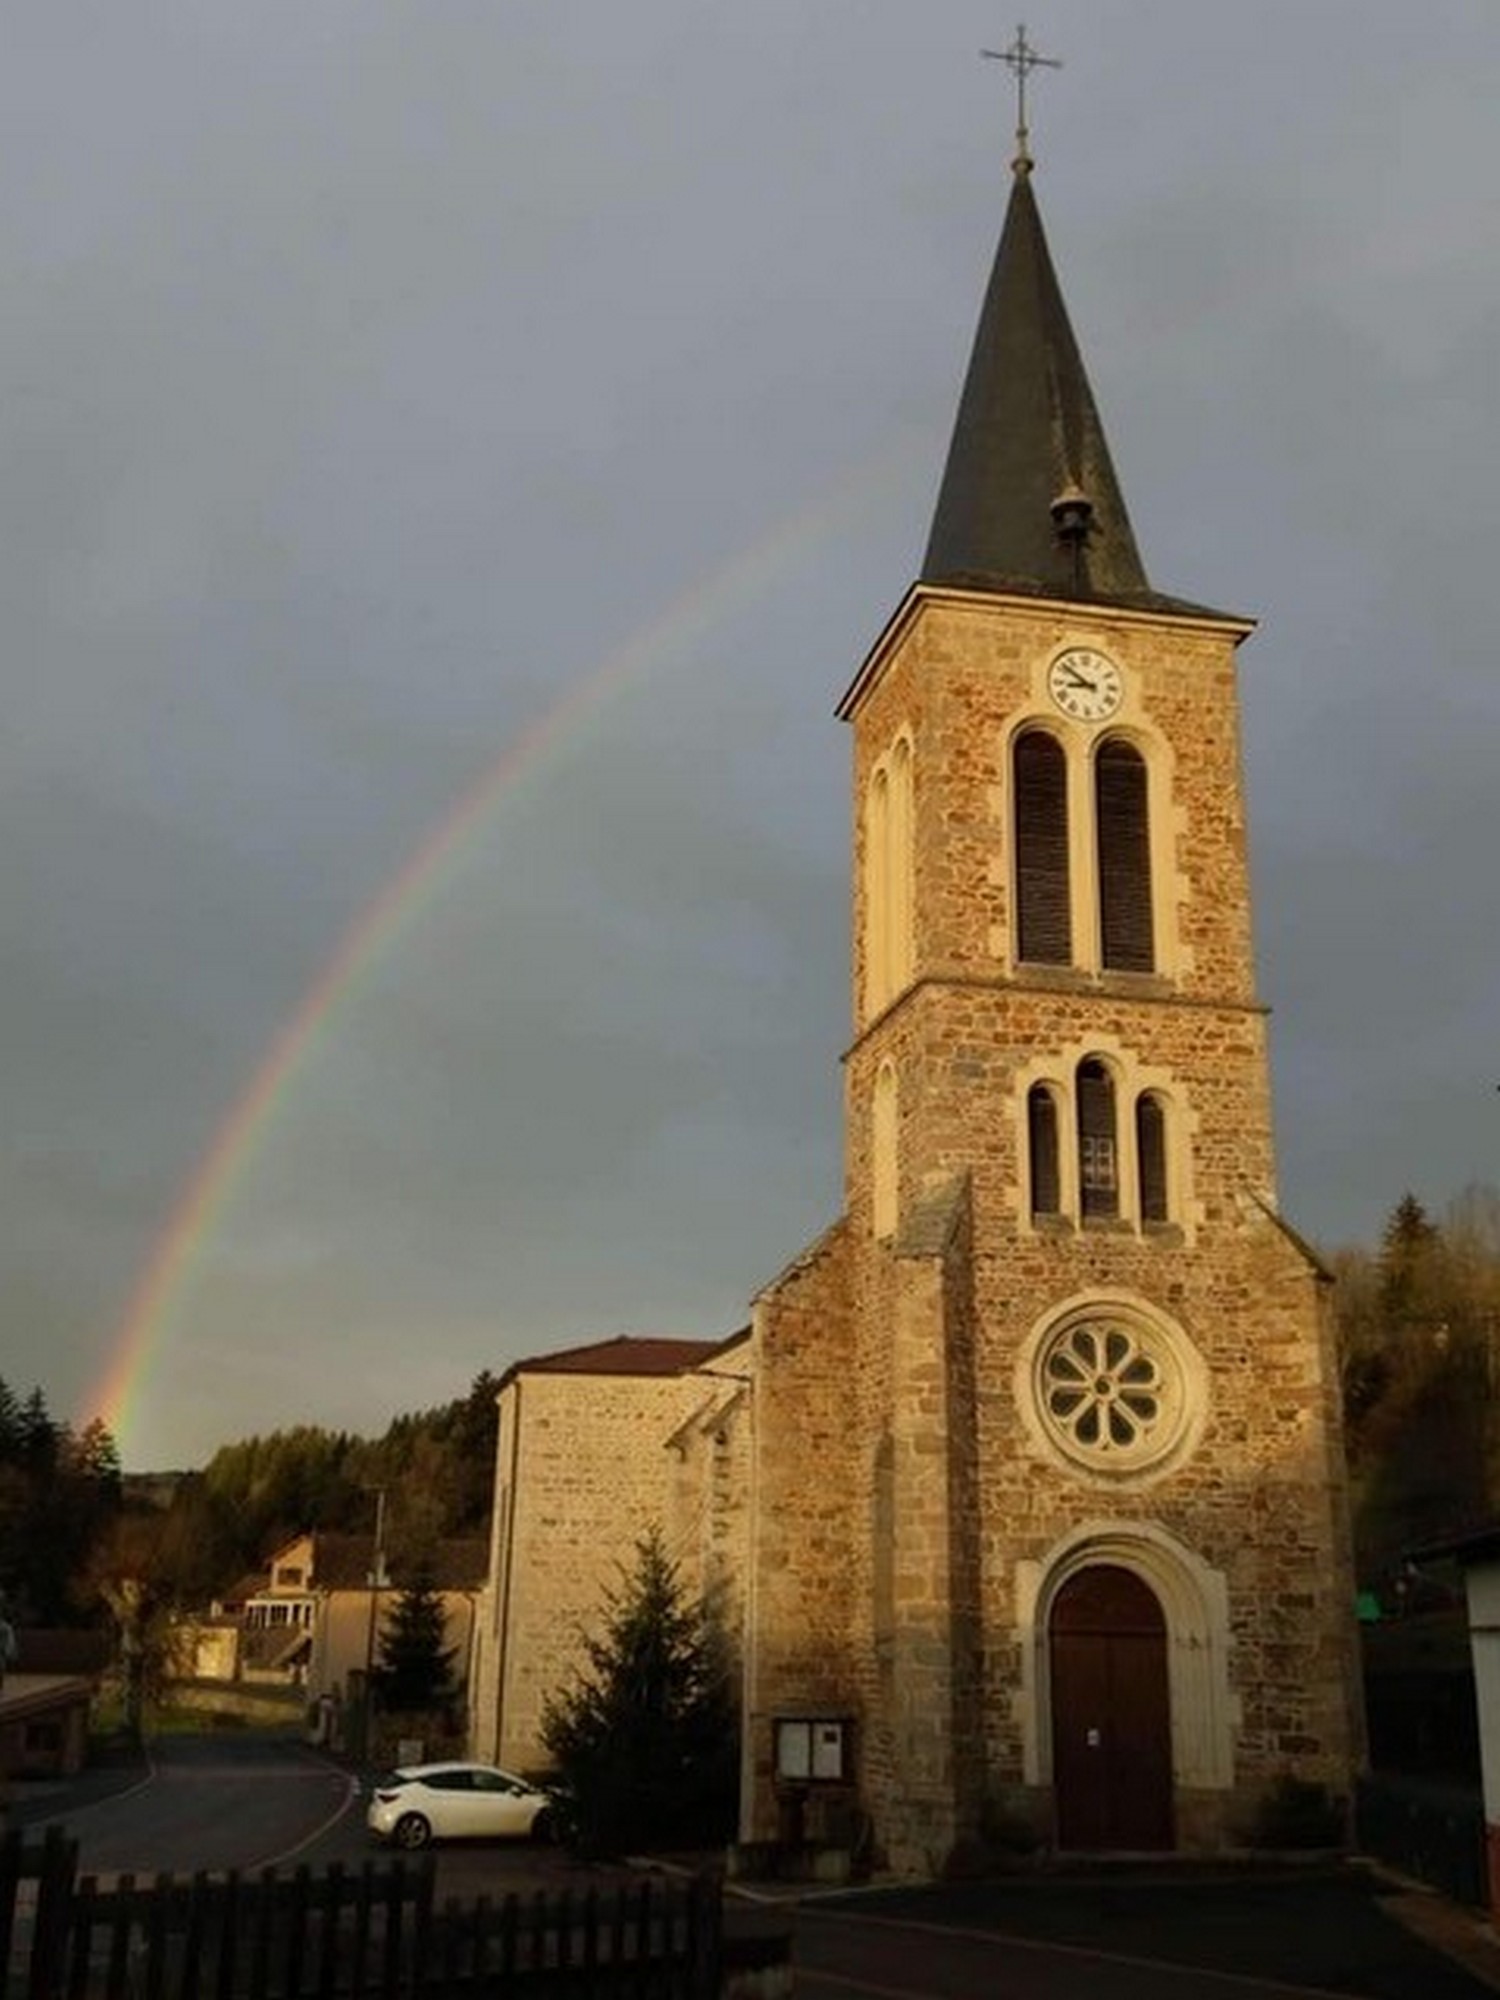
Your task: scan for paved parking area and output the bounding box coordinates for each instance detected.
[11,1748,1500,1997]
[788,1865,1500,1999]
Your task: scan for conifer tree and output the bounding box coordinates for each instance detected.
[374,1567,456,1712]
[542,1527,738,1854]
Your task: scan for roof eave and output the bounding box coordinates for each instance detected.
[837,579,1256,722]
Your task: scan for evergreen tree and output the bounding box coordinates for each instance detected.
[374,1567,456,1712]
[436,1371,501,1533]
[1379,1192,1441,1324]
[0,1380,22,1463]
[71,1417,123,1490]
[542,1528,739,1855]
[18,1387,58,1475]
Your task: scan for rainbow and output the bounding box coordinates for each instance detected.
[92,435,922,1458]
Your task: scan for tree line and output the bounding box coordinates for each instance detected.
[8,1188,1500,1647]
[0,1370,501,1636]
[1334,1185,1500,1596]
[0,1385,121,1625]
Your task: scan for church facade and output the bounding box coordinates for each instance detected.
[737,148,1363,1869]
[473,141,1364,1872]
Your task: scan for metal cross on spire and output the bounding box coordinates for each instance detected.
[982,23,1061,170]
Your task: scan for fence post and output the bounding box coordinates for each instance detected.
[26,1826,79,2000]
[408,1852,434,1997]
[687,1874,722,2000]
[0,1828,23,1980]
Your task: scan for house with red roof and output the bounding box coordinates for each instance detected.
[176,1530,487,1734]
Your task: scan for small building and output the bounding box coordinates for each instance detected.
[1411,1528,1500,1908]
[177,1532,487,1712]
[468,1333,750,1775]
[0,1674,92,1779]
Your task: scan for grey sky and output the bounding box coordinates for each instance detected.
[4,3,1498,1469]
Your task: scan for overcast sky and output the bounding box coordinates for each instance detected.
[5,3,1498,1470]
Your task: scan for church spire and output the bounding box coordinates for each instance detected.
[921,149,1154,605]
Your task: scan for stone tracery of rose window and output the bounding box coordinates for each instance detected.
[1032,1311,1195,1476]
[1044,1321,1161,1451]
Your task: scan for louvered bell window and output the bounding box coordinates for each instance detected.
[1014,730,1071,964]
[1096,739,1154,972]
[1077,1058,1119,1220]
[1136,1093,1169,1223]
[1027,1084,1061,1218]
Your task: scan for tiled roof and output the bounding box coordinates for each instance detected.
[251,1534,489,1594]
[509,1331,748,1382]
[221,1571,267,1607]
[332,1533,486,1592]
[14,1629,112,1676]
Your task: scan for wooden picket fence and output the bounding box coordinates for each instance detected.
[0,1829,725,2000]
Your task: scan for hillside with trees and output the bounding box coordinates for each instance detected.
[10,1201,1500,1659]
[1335,1186,1500,1595]
[0,1369,502,1637]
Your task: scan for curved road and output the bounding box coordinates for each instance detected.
[15,1730,359,1877]
[14,1739,1500,1998]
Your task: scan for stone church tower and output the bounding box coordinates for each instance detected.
[738,145,1364,1869]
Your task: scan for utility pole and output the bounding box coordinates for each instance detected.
[357,1487,387,1763]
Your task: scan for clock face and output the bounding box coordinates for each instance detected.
[1047,647,1124,722]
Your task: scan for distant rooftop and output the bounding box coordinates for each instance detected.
[505,1331,748,1384]
[255,1533,489,1593]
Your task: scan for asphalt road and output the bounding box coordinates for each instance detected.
[10,1736,1500,1998]
[9,1729,357,1876]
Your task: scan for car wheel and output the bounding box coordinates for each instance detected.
[531,1806,556,1845]
[393,1813,432,1850]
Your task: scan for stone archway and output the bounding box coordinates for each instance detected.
[1017,1520,1234,1847]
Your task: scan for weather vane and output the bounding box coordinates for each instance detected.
[982,24,1062,169]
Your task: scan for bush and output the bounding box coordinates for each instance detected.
[1246,1775,1347,1850]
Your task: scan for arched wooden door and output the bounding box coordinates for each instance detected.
[1049,1564,1173,1850]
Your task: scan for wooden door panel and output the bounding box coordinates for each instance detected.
[1050,1565,1173,1850]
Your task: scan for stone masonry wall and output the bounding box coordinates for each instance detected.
[741,1219,860,1843]
[830,585,1362,1852]
[484,1367,747,1774]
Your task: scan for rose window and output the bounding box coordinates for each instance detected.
[1044,1322,1161,1450]
[1031,1313,1196,1476]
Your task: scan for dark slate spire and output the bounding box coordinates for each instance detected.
[922,160,1153,605]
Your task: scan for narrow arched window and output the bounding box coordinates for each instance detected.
[1077,1058,1118,1220]
[872,1060,898,1239]
[865,765,890,1013]
[1027,1084,1061,1219]
[890,736,914,990]
[1136,1093,1169,1223]
[1096,739,1153,971]
[1013,729,1071,964]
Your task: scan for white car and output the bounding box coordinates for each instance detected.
[366,1761,558,1849]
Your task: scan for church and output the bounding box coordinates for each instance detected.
[471,92,1364,1872]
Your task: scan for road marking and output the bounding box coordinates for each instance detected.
[157,1767,346,1782]
[801,1908,1373,2000]
[796,1971,947,2000]
[254,1771,363,1871]
[18,1740,159,1828]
